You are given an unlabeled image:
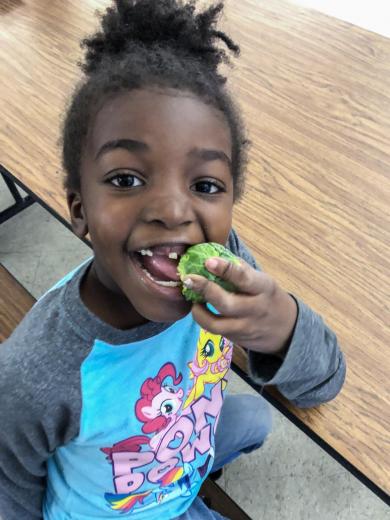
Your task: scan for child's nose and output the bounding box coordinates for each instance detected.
[141,190,195,229]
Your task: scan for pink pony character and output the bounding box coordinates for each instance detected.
[136,362,184,450]
[101,363,184,458]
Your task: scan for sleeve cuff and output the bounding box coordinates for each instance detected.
[248,296,317,387]
[247,294,345,408]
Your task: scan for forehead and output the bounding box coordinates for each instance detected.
[87,88,232,156]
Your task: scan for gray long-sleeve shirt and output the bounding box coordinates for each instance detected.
[0,229,346,519]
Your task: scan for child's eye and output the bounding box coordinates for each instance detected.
[107,173,144,188]
[192,180,224,194]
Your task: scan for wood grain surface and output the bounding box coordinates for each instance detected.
[0,0,389,495]
[0,263,35,341]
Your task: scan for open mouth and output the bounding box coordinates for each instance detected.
[131,244,187,288]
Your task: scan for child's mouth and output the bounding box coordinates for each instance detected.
[131,244,187,288]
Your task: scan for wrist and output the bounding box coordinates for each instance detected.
[271,290,298,358]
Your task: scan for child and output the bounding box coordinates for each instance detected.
[0,1,346,519]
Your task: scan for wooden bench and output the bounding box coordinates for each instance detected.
[0,263,35,341]
[199,478,251,519]
[0,263,251,519]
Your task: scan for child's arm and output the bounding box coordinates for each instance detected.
[0,339,76,520]
[184,229,346,408]
[0,399,48,519]
[0,383,46,518]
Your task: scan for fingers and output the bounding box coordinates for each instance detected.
[191,300,261,345]
[184,274,249,317]
[184,257,273,297]
[191,302,248,338]
[181,257,290,353]
[182,258,276,338]
[209,257,274,295]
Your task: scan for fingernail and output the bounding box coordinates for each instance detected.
[206,258,218,270]
[183,278,193,288]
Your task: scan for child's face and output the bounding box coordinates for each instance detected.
[70,88,234,325]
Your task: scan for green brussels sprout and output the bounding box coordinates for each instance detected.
[177,242,240,303]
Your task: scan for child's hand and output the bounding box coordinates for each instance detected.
[183,257,298,357]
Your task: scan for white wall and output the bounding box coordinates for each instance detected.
[288,0,390,37]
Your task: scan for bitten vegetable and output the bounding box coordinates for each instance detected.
[177,242,241,303]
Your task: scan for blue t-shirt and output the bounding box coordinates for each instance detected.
[43,269,232,519]
[0,229,346,520]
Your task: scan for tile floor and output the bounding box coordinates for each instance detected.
[1,180,389,519]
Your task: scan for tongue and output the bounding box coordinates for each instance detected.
[141,255,181,281]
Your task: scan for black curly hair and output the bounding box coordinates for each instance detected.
[61,0,248,201]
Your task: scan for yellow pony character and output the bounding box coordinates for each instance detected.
[183,329,233,409]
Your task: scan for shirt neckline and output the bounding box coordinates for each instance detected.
[62,259,179,345]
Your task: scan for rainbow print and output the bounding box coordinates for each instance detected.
[105,490,151,513]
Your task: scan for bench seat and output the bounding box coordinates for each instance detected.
[0,263,35,341]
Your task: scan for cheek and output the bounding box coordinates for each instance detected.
[206,200,233,238]
[87,198,132,245]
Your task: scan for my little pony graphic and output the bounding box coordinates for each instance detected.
[183,330,233,410]
[101,363,187,513]
[134,362,185,451]
[101,332,231,515]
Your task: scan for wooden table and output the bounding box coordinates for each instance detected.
[1,0,389,503]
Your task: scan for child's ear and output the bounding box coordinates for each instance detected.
[66,190,88,238]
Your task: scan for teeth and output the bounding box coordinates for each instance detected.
[155,280,181,287]
[142,269,181,287]
[137,250,180,259]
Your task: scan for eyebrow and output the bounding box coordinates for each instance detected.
[95,139,148,160]
[95,139,231,167]
[188,147,231,168]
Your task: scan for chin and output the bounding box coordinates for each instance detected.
[139,300,192,323]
